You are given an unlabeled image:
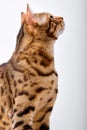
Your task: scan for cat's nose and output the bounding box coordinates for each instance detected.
[55,16,64,27]
[55,16,64,23]
[58,17,63,22]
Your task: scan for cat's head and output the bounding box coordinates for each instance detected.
[21,4,64,41]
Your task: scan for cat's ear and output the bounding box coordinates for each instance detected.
[21,12,26,25]
[25,4,37,26]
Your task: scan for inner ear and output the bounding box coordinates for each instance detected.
[26,4,32,18]
[25,4,37,26]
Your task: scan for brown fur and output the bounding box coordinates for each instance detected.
[0,4,64,130]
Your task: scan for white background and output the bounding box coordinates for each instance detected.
[0,0,87,130]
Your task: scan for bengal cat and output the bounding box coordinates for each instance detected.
[0,4,64,130]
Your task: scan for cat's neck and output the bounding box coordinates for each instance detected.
[8,31,56,76]
[13,33,54,58]
[10,28,55,72]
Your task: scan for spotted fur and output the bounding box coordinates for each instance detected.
[0,4,64,130]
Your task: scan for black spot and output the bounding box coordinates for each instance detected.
[46,107,53,113]
[17,106,35,117]
[31,82,38,87]
[5,70,11,87]
[1,72,4,79]
[14,109,17,113]
[8,96,12,108]
[24,83,28,87]
[23,125,33,130]
[18,79,23,83]
[48,98,52,102]
[0,115,3,120]
[2,121,6,125]
[23,75,29,81]
[13,99,15,104]
[55,88,58,94]
[35,87,46,93]
[11,74,14,79]
[14,89,17,97]
[31,66,58,77]
[14,80,17,87]
[18,91,29,96]
[12,120,14,123]
[36,114,46,122]
[2,121,9,125]
[29,95,36,100]
[14,121,24,129]
[29,72,36,77]
[1,87,4,96]
[51,80,54,85]
[1,106,4,113]
[40,58,52,67]
[34,59,38,63]
[33,52,36,55]
[4,102,6,105]
[39,50,53,67]
[40,123,49,130]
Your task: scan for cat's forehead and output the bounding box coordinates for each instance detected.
[34,12,51,18]
[33,13,51,25]
[33,12,52,25]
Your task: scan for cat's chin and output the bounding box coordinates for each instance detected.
[58,23,65,37]
[53,23,65,40]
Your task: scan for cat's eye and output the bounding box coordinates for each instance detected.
[50,15,54,18]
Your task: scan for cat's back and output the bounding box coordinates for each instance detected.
[0,63,11,130]
[0,63,7,86]
[0,63,6,84]
[0,63,6,71]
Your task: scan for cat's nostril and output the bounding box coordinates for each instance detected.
[58,17,63,22]
[55,17,64,29]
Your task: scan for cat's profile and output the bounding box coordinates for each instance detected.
[0,4,64,130]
